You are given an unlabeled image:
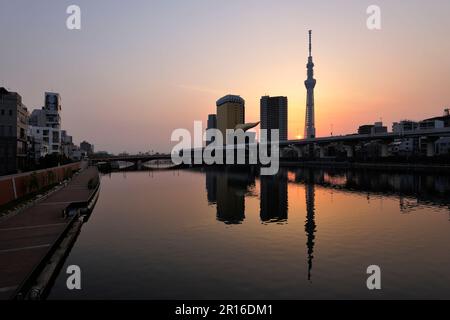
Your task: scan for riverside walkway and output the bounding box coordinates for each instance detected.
[0,167,99,300]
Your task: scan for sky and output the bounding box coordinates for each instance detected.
[1,0,449,153]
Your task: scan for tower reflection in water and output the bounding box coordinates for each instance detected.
[204,166,450,282]
[205,168,316,280]
[299,170,317,282]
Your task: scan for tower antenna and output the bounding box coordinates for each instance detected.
[309,30,312,57]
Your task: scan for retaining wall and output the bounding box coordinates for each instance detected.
[0,162,83,206]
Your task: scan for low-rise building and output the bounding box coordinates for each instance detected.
[358,122,387,135]
[435,137,450,155]
[61,130,75,159]
[389,138,419,156]
[28,92,62,156]
[69,145,86,161]
[418,119,444,131]
[422,109,450,127]
[392,120,419,134]
[80,140,94,155]
[28,126,61,159]
[0,87,29,175]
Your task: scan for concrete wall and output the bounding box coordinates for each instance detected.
[0,162,81,206]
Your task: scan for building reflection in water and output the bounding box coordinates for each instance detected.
[205,169,256,224]
[204,166,450,279]
[293,168,450,214]
[259,172,288,223]
[205,170,217,204]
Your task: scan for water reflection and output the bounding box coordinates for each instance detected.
[204,167,450,227]
[205,168,318,280]
[260,172,288,223]
[205,169,257,224]
[48,167,450,299]
[292,168,450,213]
[303,172,317,282]
[203,167,450,281]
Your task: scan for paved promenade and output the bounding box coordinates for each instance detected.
[0,167,99,299]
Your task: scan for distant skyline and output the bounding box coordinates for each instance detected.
[1,0,449,153]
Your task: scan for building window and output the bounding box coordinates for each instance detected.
[1,109,4,116]
[9,109,12,116]
[52,131,60,143]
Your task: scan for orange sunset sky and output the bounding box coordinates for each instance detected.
[1,0,449,153]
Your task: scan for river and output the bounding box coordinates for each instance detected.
[48,167,450,299]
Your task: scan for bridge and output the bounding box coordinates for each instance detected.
[90,154,171,164]
[91,126,450,166]
[282,127,450,145]
[280,127,450,158]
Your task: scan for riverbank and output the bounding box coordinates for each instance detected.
[0,167,100,300]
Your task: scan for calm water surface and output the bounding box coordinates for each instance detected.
[48,168,450,299]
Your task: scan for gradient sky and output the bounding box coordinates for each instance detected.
[1,0,449,153]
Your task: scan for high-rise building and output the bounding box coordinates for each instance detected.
[206,114,217,145]
[207,114,217,130]
[216,95,245,142]
[0,87,29,175]
[304,30,316,139]
[260,96,288,141]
